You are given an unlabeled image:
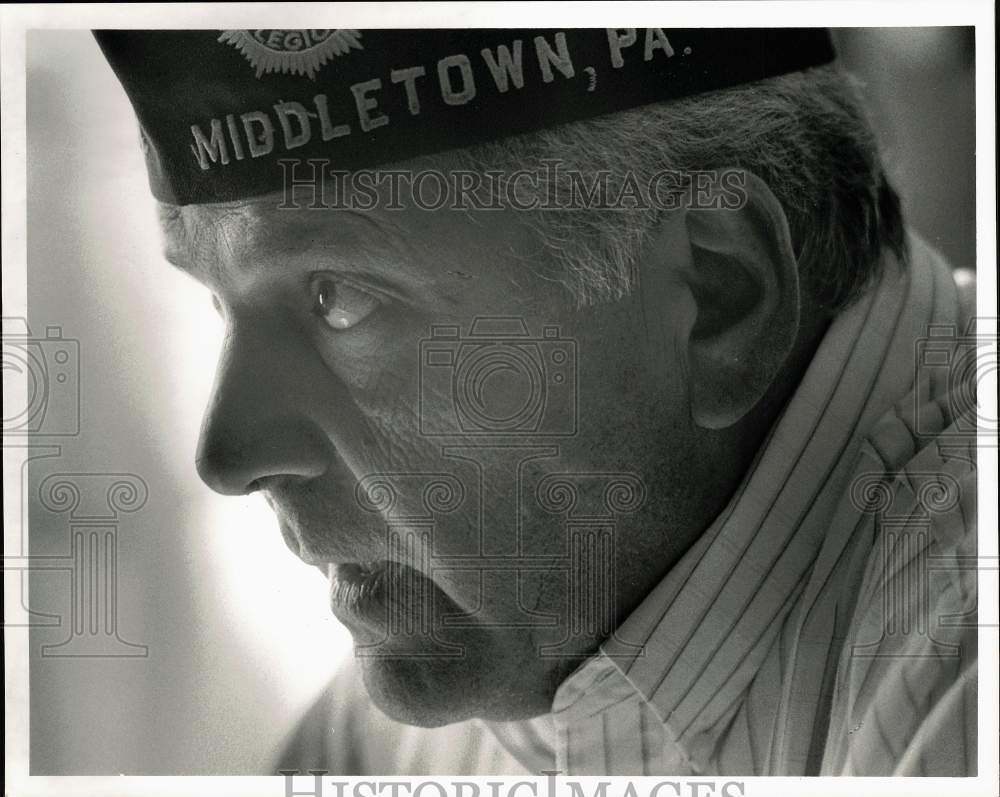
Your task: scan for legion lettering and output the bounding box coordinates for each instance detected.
[189,29,675,170]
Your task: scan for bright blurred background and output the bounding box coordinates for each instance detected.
[21,28,974,774]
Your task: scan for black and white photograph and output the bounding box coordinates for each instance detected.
[2,3,996,795]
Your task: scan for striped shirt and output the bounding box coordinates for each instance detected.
[278,235,978,776]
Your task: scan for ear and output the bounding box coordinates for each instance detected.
[634,171,801,429]
[681,171,800,428]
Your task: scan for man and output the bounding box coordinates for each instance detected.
[95,28,977,776]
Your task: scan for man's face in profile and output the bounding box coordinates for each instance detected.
[160,161,712,727]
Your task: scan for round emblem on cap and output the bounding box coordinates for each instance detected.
[218,29,363,79]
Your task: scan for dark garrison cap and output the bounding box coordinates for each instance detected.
[94,28,836,206]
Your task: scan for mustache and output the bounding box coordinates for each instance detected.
[259,471,472,564]
[258,467,487,571]
[259,474,389,565]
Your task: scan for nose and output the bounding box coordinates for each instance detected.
[195,320,333,496]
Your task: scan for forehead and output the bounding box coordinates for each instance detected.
[159,193,404,273]
[156,177,548,304]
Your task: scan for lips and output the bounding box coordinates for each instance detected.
[328,561,390,610]
[327,560,436,632]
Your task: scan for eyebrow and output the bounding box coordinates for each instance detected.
[157,201,407,284]
[157,203,204,278]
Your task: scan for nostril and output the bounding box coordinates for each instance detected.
[195,420,333,497]
[194,439,256,496]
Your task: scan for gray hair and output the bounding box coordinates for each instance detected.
[458,65,906,312]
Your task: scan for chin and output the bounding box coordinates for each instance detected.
[357,653,478,727]
[353,633,559,727]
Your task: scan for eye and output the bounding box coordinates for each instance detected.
[311,276,380,331]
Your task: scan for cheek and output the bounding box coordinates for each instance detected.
[574,320,691,461]
[339,301,669,620]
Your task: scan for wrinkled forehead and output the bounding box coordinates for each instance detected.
[154,164,541,294]
[156,188,409,284]
[159,146,469,241]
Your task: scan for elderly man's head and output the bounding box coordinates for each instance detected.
[159,65,904,726]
